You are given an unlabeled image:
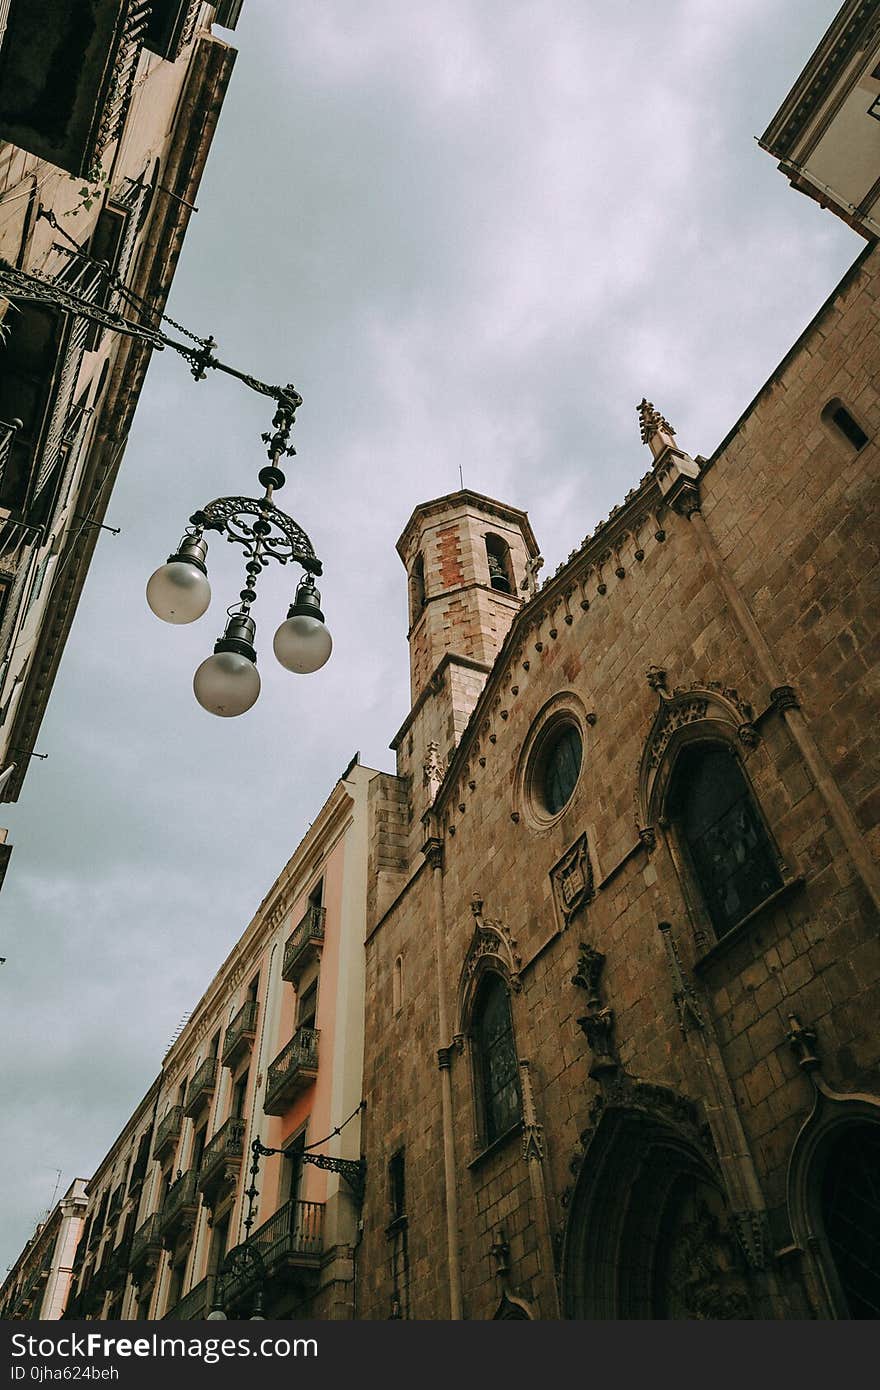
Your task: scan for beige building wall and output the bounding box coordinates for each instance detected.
[67,758,381,1321]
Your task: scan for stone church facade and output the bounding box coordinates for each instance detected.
[356,3,880,1320]
[357,234,880,1318]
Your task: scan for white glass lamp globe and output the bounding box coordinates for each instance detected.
[193,612,261,717]
[146,537,211,624]
[273,578,332,674]
[193,650,261,717]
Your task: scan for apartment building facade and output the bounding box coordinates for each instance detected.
[0,1179,88,1320]
[63,758,402,1320]
[0,1,241,876]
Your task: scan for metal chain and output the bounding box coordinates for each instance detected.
[36,204,213,347]
[0,256,298,411]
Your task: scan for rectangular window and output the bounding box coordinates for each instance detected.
[296,980,318,1032]
[231,1070,249,1120]
[389,1149,406,1220]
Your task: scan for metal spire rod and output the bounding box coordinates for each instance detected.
[0,257,301,413]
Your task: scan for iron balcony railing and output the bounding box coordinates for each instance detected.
[153,1105,183,1160]
[264,1027,319,1114]
[251,1197,325,1262]
[222,1199,325,1309]
[198,1116,246,1196]
[159,1169,199,1234]
[282,904,326,981]
[129,1215,161,1271]
[222,1000,258,1068]
[164,1276,208,1321]
[184,1057,218,1117]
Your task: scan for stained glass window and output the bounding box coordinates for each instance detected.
[475,975,520,1144]
[542,725,582,815]
[673,746,782,938]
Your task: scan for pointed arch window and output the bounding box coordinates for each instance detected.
[485,533,514,594]
[473,974,520,1145]
[409,553,426,624]
[668,744,782,939]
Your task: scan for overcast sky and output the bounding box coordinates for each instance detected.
[0,0,859,1273]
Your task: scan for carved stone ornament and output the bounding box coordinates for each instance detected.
[572,942,618,1078]
[770,684,800,714]
[658,921,705,1036]
[647,696,710,772]
[520,554,545,598]
[577,1005,616,1060]
[571,942,605,1003]
[786,1014,820,1074]
[636,678,761,833]
[489,1227,535,1319]
[550,834,594,927]
[423,741,446,802]
[519,1060,545,1163]
[457,896,523,1028]
[637,399,676,446]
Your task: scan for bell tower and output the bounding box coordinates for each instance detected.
[393,489,541,837]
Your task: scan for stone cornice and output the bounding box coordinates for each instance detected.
[760,0,880,157]
[396,488,540,562]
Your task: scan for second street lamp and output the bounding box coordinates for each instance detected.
[146,387,332,717]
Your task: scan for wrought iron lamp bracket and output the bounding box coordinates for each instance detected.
[190,496,322,576]
[243,1137,365,1234]
[301,1152,367,1202]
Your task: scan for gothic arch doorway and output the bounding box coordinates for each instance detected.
[788,1103,880,1320]
[562,1106,755,1319]
[820,1122,880,1318]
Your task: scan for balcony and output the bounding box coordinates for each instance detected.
[128,1215,162,1287]
[281,905,326,984]
[221,1199,324,1316]
[152,1105,183,1162]
[222,1000,259,1070]
[164,1276,208,1321]
[158,1169,199,1249]
[198,1116,246,1208]
[263,1028,320,1116]
[183,1058,218,1119]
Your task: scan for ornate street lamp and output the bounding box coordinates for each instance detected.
[146,387,331,716]
[0,256,333,717]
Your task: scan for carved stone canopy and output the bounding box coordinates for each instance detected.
[636,679,760,838]
[457,897,522,1033]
